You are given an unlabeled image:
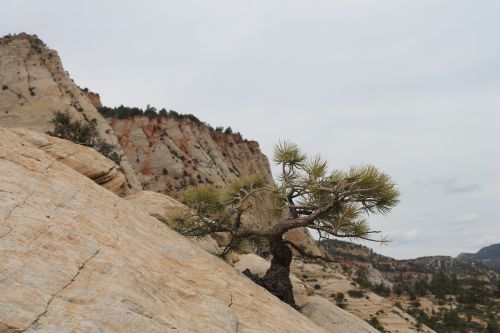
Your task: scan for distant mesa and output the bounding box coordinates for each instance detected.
[457,243,500,270]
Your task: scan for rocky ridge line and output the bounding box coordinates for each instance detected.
[0,33,141,191]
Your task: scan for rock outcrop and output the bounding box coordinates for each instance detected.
[11,128,129,196]
[301,296,380,333]
[125,190,185,224]
[234,254,381,333]
[0,126,327,333]
[292,259,436,333]
[234,254,437,333]
[81,89,102,109]
[0,33,141,191]
[108,116,272,194]
[125,190,220,254]
[108,115,324,256]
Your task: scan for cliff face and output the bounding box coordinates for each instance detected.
[108,115,323,255]
[0,33,141,191]
[82,89,102,108]
[108,116,273,194]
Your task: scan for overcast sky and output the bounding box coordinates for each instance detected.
[3,1,499,259]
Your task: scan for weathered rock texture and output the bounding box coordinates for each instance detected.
[108,116,272,194]
[11,128,129,196]
[125,190,185,224]
[0,33,141,191]
[235,254,437,333]
[0,126,327,333]
[108,115,324,256]
[292,259,436,333]
[234,254,380,333]
[301,296,380,333]
[82,89,102,109]
[125,190,220,253]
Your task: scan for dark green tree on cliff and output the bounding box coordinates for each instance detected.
[171,141,399,309]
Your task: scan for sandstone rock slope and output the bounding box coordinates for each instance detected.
[0,33,141,191]
[11,128,129,196]
[125,190,185,224]
[125,190,220,254]
[0,126,326,333]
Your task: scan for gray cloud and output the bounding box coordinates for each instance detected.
[415,178,482,194]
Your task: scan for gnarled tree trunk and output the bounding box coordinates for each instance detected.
[243,235,298,309]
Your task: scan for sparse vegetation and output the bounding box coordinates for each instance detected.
[335,292,346,308]
[322,237,499,332]
[47,111,122,164]
[368,317,386,332]
[97,104,243,138]
[353,266,391,296]
[97,104,201,123]
[348,289,366,298]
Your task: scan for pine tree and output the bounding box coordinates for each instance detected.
[171,141,399,308]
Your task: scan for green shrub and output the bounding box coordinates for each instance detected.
[371,283,391,297]
[48,112,121,164]
[335,292,346,308]
[347,289,365,298]
[94,140,121,165]
[48,111,98,145]
[368,317,385,332]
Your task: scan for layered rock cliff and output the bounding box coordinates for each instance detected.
[107,115,323,255]
[108,116,272,195]
[0,33,141,191]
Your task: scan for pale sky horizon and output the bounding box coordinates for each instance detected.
[3,1,499,259]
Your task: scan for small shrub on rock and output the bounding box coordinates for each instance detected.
[347,289,365,298]
[335,292,346,308]
[48,111,122,164]
[368,317,386,332]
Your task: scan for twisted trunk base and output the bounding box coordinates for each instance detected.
[243,235,298,310]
